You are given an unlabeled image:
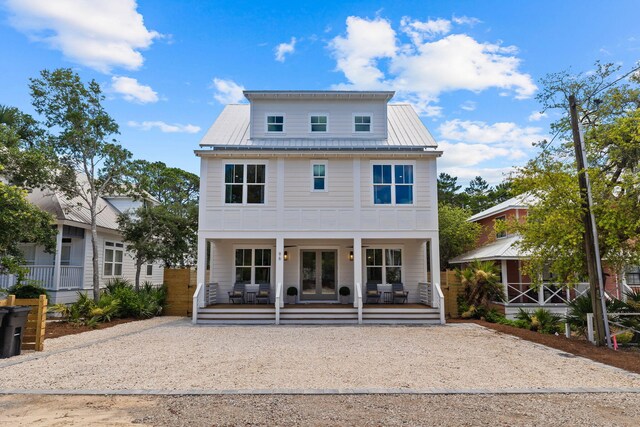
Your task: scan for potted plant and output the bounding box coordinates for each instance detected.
[339,286,350,304]
[286,286,298,304]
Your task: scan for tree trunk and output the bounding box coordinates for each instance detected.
[135,260,142,291]
[91,219,100,302]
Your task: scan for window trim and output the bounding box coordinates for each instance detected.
[232,246,274,285]
[353,113,372,133]
[310,160,328,192]
[265,113,286,133]
[365,246,404,284]
[103,241,124,278]
[146,264,153,276]
[308,113,329,133]
[370,161,416,206]
[223,160,268,205]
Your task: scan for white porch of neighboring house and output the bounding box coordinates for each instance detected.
[192,234,444,324]
[450,235,592,319]
[0,224,89,303]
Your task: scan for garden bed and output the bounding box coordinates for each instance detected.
[451,319,640,374]
[45,318,138,339]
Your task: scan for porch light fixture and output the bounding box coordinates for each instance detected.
[349,251,354,261]
[283,251,289,261]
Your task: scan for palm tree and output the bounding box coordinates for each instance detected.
[458,259,505,308]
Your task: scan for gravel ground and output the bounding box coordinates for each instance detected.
[1,318,638,392]
[1,393,639,426]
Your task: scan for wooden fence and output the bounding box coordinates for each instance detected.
[440,270,463,319]
[163,269,198,316]
[0,294,47,351]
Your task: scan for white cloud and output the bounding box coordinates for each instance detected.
[438,141,511,168]
[329,16,536,116]
[438,119,546,147]
[440,166,514,186]
[111,76,158,103]
[452,15,482,26]
[460,101,476,111]
[528,111,548,121]
[211,78,246,104]
[6,0,160,73]
[128,120,200,134]
[275,37,297,62]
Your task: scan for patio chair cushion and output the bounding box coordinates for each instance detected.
[258,290,269,297]
[394,290,407,297]
[230,291,243,297]
[367,290,379,296]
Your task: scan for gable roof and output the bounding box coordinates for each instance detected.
[468,193,535,222]
[449,235,528,264]
[27,187,124,232]
[198,104,438,150]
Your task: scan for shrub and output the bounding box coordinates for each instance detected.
[565,292,632,336]
[104,279,166,319]
[7,281,50,299]
[339,286,350,296]
[457,260,505,308]
[516,308,562,334]
[483,309,504,323]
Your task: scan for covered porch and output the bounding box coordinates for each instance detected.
[192,233,445,324]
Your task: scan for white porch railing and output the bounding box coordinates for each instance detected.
[355,282,362,324]
[505,282,589,305]
[205,282,218,305]
[0,265,83,290]
[192,282,205,325]
[418,282,431,305]
[275,282,282,325]
[433,282,445,324]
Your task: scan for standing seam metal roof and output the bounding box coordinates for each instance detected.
[199,104,437,149]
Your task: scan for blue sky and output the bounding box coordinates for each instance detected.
[1,0,638,186]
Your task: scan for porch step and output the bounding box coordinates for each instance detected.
[362,307,441,325]
[279,307,358,325]
[197,307,276,325]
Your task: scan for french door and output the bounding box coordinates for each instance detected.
[300,250,337,300]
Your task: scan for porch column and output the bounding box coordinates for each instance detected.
[276,237,284,307]
[208,241,215,282]
[353,236,362,308]
[501,260,509,304]
[196,234,206,287]
[52,224,63,290]
[429,235,441,307]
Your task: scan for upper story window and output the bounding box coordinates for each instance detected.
[267,115,284,132]
[104,241,124,277]
[311,162,327,191]
[372,164,414,205]
[495,215,507,239]
[354,115,371,132]
[310,115,327,132]
[225,163,266,204]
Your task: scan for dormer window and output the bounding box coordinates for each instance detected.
[354,115,371,132]
[267,115,284,132]
[310,115,327,132]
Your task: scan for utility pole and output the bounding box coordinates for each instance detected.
[569,94,612,348]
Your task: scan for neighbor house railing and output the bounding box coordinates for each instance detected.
[0,265,84,290]
[192,282,204,324]
[504,282,589,306]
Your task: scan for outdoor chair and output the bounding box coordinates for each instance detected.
[255,283,271,304]
[365,281,381,304]
[228,282,246,304]
[392,283,409,304]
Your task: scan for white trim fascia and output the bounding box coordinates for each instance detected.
[197,231,439,240]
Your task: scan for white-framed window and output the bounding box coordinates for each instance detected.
[266,114,284,132]
[310,115,328,132]
[626,266,640,286]
[365,248,402,284]
[104,241,124,277]
[19,244,36,265]
[495,215,507,239]
[61,238,72,266]
[311,161,327,192]
[354,114,371,132]
[224,163,266,204]
[146,264,153,276]
[234,248,272,284]
[372,163,414,205]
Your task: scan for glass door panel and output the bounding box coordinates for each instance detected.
[300,250,337,300]
[301,251,317,295]
[321,251,336,294]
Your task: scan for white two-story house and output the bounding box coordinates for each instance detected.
[193,91,444,324]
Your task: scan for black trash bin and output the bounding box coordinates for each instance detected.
[0,306,32,358]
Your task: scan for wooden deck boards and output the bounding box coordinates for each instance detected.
[206,303,432,309]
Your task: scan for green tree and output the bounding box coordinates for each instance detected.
[0,182,56,276]
[513,62,640,286]
[30,68,133,301]
[464,176,491,213]
[438,203,482,269]
[437,173,464,206]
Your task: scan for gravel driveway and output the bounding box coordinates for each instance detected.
[0,317,638,393]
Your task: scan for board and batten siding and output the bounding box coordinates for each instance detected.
[201,156,437,233]
[249,99,387,139]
